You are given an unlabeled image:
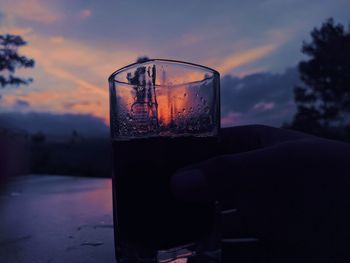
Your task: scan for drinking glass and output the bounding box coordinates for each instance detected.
[109,59,221,262]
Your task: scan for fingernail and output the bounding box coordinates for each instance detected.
[171,169,212,203]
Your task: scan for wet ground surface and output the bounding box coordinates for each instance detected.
[0,175,261,263]
[0,175,115,263]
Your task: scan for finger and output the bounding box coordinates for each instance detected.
[219,125,313,154]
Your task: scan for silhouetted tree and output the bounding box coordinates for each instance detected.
[0,34,35,89]
[31,132,46,143]
[291,18,350,136]
[136,56,150,63]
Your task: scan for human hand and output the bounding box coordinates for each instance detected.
[171,125,350,262]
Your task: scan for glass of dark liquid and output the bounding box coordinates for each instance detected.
[108,59,221,262]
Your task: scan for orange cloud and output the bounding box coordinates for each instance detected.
[1,0,61,24]
[0,26,33,36]
[215,44,278,75]
[50,36,65,44]
[78,9,92,19]
[201,29,291,76]
[3,85,109,123]
[7,33,139,122]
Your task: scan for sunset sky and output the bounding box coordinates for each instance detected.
[0,0,349,128]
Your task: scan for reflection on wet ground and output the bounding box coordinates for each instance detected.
[0,175,115,263]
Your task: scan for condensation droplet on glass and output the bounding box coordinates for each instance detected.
[204,107,210,113]
[183,93,187,97]
[182,108,186,113]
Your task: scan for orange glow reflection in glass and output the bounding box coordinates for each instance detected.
[157,84,188,125]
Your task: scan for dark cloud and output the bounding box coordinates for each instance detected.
[14,99,30,108]
[0,112,109,138]
[221,67,300,127]
[63,101,100,110]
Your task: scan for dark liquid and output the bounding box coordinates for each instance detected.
[112,136,218,253]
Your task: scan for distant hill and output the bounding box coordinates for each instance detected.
[0,112,109,140]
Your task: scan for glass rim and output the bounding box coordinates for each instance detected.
[108,58,220,86]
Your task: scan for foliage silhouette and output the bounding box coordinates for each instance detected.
[0,34,35,89]
[136,56,150,63]
[290,18,350,139]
